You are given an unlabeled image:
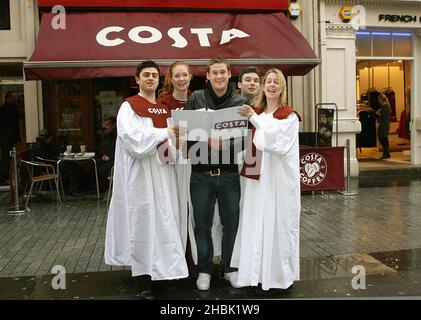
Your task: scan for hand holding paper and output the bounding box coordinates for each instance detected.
[168,125,187,149]
[238,104,255,119]
[171,106,249,141]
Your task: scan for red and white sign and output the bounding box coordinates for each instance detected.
[37,0,289,10]
[300,152,328,186]
[299,147,345,191]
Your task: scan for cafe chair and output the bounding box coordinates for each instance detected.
[20,159,61,208]
[106,166,114,208]
[35,156,65,197]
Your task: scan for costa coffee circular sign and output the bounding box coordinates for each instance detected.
[300,152,327,186]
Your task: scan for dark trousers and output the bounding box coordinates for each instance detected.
[379,136,390,157]
[59,161,82,193]
[190,171,240,274]
[0,139,14,182]
[97,160,114,192]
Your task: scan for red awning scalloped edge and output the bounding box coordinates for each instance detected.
[24,11,320,80]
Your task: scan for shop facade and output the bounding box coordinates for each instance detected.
[0,0,40,150]
[23,0,321,157]
[320,0,421,170]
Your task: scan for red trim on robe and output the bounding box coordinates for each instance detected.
[126,95,171,128]
[158,94,187,111]
[126,95,174,164]
[240,105,301,180]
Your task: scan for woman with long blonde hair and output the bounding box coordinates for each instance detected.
[232,68,301,291]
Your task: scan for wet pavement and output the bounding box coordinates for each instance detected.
[1,174,421,300]
[1,248,421,300]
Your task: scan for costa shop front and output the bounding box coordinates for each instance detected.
[24,0,319,154]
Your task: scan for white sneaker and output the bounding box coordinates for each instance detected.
[224,271,243,288]
[196,273,211,291]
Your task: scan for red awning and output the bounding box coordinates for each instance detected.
[24,11,320,80]
[37,0,289,10]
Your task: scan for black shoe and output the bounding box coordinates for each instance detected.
[162,280,179,291]
[138,289,155,300]
[379,155,389,160]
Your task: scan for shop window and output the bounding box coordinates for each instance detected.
[355,32,371,56]
[0,63,23,80]
[92,78,130,151]
[0,0,10,30]
[356,31,413,57]
[372,32,392,57]
[55,81,83,151]
[393,33,412,57]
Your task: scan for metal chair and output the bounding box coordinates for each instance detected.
[20,159,61,208]
[35,156,65,197]
[106,166,114,208]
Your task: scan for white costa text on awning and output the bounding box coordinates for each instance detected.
[96,26,250,48]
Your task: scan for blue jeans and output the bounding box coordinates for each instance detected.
[190,171,240,274]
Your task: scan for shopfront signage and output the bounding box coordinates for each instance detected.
[37,0,289,10]
[300,152,327,186]
[96,26,250,48]
[379,14,421,23]
[299,147,345,191]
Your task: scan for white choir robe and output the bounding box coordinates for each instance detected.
[105,101,188,280]
[231,112,301,290]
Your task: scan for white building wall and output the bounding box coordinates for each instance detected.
[0,0,41,143]
[321,0,421,171]
[413,33,421,163]
[289,0,320,133]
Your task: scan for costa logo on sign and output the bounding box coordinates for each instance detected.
[148,108,168,114]
[214,120,248,130]
[299,152,327,186]
[96,26,250,48]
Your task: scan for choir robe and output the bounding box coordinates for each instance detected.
[105,96,188,280]
[231,111,301,290]
[158,94,190,254]
[159,94,223,264]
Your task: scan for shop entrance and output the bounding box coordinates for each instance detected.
[355,29,413,164]
[356,59,411,163]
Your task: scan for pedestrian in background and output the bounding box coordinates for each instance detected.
[96,116,117,192]
[0,91,20,185]
[377,93,391,160]
[32,129,83,197]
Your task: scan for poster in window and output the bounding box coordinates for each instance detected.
[99,91,121,126]
[317,108,334,147]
